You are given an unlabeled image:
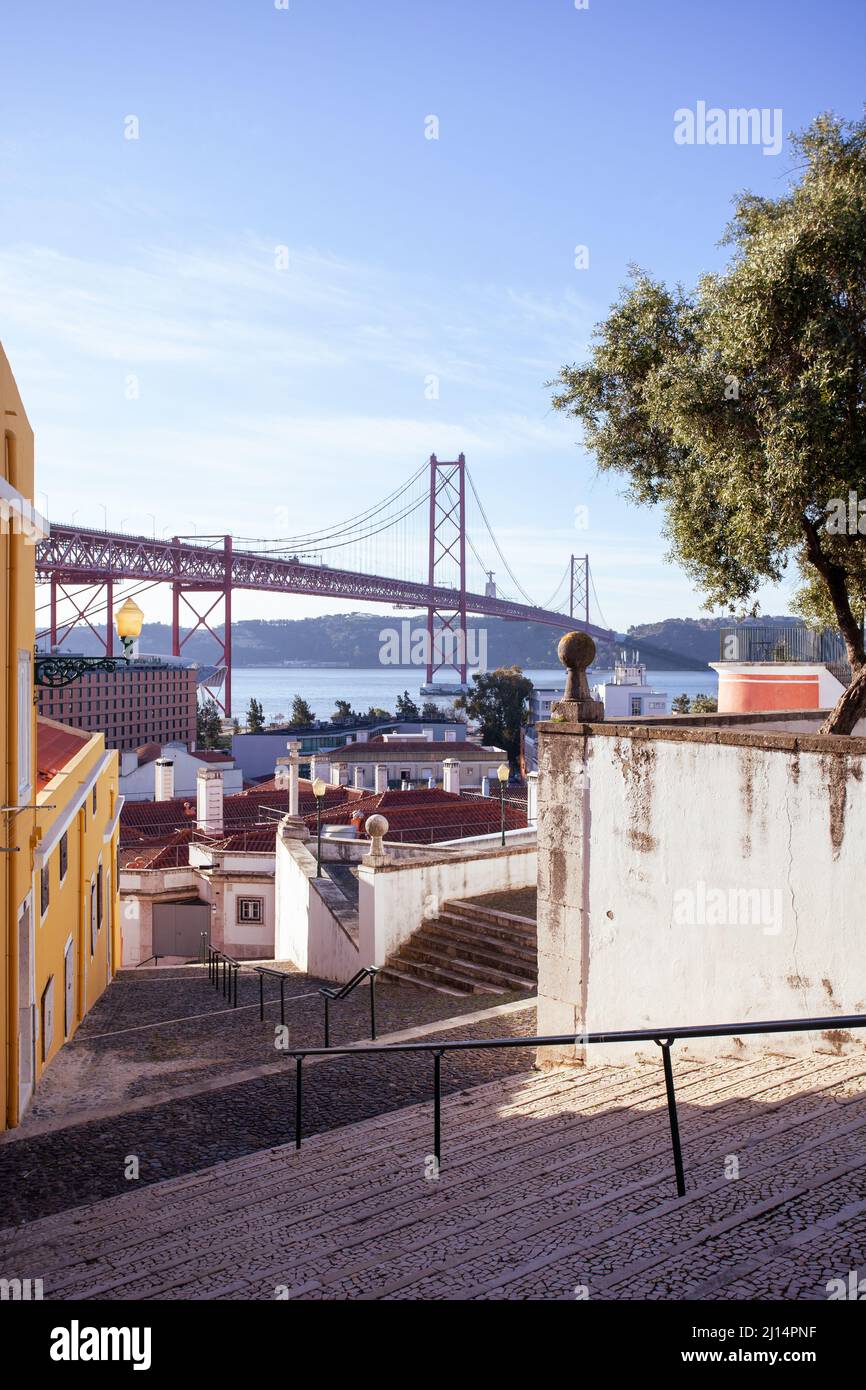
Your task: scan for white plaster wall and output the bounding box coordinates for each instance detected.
[537,725,866,1063]
[357,844,537,967]
[275,834,360,981]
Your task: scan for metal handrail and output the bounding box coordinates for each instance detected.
[319,967,379,1048]
[288,1011,866,1196]
[254,964,289,1025]
[206,945,241,1008]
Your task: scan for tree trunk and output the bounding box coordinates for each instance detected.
[820,662,866,735]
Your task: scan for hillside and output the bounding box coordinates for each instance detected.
[34,611,779,670]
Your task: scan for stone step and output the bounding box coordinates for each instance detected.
[377,966,467,997]
[402,934,537,982]
[380,954,512,994]
[426,921,538,965]
[438,907,536,942]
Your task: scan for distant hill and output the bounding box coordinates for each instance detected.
[35,611,794,671]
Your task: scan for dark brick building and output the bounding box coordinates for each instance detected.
[37,655,198,753]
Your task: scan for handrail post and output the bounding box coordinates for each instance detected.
[233,963,239,1009]
[369,970,377,1041]
[656,1038,686,1197]
[295,1055,303,1149]
[433,1049,443,1167]
[259,972,264,1022]
[324,995,330,1049]
[280,977,286,1027]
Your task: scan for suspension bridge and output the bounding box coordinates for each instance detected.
[36,454,613,714]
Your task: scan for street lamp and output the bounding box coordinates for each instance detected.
[497,763,509,847]
[115,598,144,656]
[313,777,326,877]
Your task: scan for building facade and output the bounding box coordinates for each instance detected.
[231,717,467,782]
[2,345,121,1130]
[37,654,198,752]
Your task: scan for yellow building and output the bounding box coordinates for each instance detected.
[1,344,121,1130]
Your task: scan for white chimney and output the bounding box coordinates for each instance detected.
[154,757,175,802]
[332,762,348,786]
[285,739,300,816]
[443,758,460,795]
[353,765,365,789]
[196,767,224,835]
[526,771,539,826]
[374,763,388,793]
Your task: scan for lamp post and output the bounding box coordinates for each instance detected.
[34,600,146,689]
[313,777,326,877]
[497,763,509,847]
[114,598,144,656]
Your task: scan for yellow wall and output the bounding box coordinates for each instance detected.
[1,343,119,1129]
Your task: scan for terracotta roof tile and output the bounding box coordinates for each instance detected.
[36,719,93,789]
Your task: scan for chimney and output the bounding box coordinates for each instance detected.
[442,757,460,795]
[332,762,348,786]
[526,771,539,826]
[154,757,175,802]
[374,763,388,793]
[196,767,224,835]
[353,765,365,790]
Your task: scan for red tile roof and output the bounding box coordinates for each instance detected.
[120,778,357,847]
[36,719,92,789]
[304,787,526,845]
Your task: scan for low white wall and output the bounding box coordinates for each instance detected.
[537,720,866,1063]
[275,832,360,981]
[357,842,537,966]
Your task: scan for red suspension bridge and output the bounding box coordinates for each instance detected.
[36,454,612,715]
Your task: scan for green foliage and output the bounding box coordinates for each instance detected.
[365,706,392,720]
[289,695,316,726]
[332,699,354,720]
[671,693,691,713]
[395,690,420,720]
[551,111,866,730]
[196,697,224,749]
[420,700,444,719]
[246,697,265,733]
[455,666,533,769]
[691,693,718,713]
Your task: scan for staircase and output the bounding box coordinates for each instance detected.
[5,1051,866,1300]
[380,898,537,995]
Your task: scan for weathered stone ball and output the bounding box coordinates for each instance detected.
[365,813,389,839]
[557,631,596,671]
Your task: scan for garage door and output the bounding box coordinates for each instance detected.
[152,902,211,960]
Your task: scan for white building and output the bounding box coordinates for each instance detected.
[592,652,670,719]
[119,741,244,802]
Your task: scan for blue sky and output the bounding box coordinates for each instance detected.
[2,0,864,632]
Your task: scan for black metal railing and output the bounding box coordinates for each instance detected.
[319,967,379,1048]
[206,945,240,1008]
[255,964,289,1025]
[719,624,851,684]
[288,1012,866,1197]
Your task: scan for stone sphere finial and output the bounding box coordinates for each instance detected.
[364,813,389,865]
[553,630,604,722]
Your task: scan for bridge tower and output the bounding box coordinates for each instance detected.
[425,454,468,687]
[570,554,589,625]
[171,534,233,716]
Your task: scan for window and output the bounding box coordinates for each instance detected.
[41,978,55,1062]
[40,864,50,917]
[92,786,98,814]
[237,898,264,924]
[97,863,103,930]
[59,833,68,881]
[630,697,642,716]
[90,878,98,957]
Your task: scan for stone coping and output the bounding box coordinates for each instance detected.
[357,840,537,875]
[539,713,866,757]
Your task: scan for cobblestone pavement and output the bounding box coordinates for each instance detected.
[15,964,528,1128]
[3,1050,865,1300]
[0,961,535,1227]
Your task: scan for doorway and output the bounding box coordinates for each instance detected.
[17,897,34,1116]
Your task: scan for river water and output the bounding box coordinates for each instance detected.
[227,667,718,723]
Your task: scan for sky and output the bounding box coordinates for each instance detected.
[2,0,865,635]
